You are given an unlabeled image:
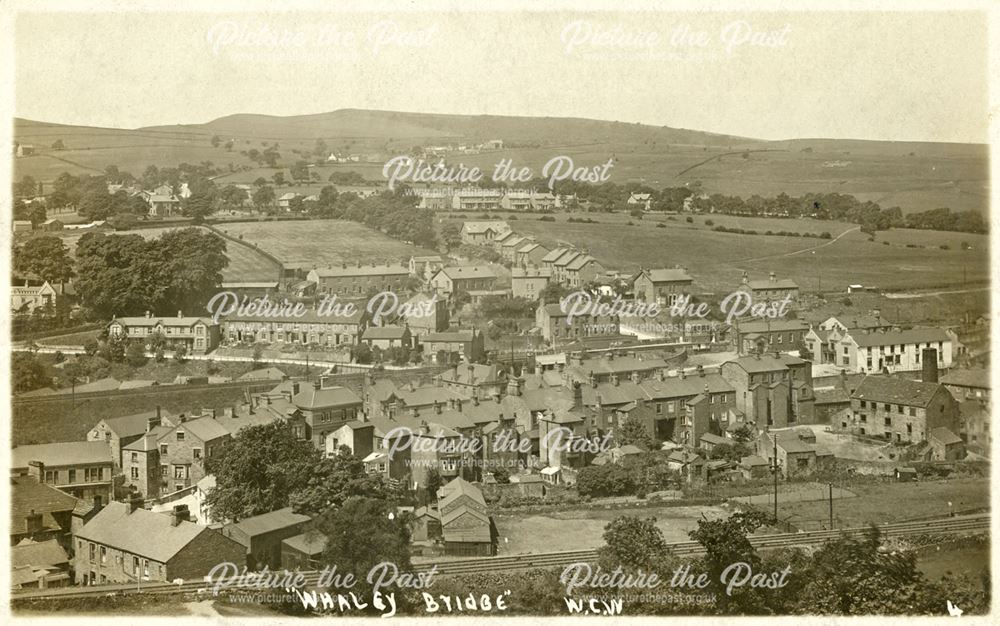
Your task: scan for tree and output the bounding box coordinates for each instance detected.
[173,343,188,363]
[290,160,310,183]
[253,185,275,211]
[126,341,147,367]
[709,442,752,463]
[98,334,128,363]
[576,464,635,498]
[271,172,286,187]
[13,236,74,284]
[181,189,216,221]
[211,135,221,148]
[206,421,321,520]
[440,222,462,250]
[14,175,38,198]
[425,468,443,502]
[12,352,48,393]
[83,338,100,356]
[730,423,755,443]
[688,510,770,612]
[616,414,655,450]
[289,448,390,517]
[791,527,974,615]
[600,516,669,569]
[314,497,413,604]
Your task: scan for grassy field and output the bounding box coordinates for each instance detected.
[48,224,278,282]
[915,535,989,581]
[15,112,988,215]
[775,478,989,528]
[493,503,728,555]
[12,383,261,446]
[215,220,436,267]
[492,214,989,292]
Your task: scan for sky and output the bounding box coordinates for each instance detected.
[12,8,991,143]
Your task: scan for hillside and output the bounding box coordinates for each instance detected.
[13,109,990,214]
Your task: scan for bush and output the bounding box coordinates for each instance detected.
[939,244,950,250]
[125,341,147,367]
[819,232,832,239]
[53,351,65,364]
[686,216,694,223]
[656,222,666,228]
[705,219,714,226]
[538,215,555,221]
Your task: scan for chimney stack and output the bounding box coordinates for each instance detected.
[922,348,939,383]
[25,509,43,534]
[27,461,43,482]
[170,504,190,526]
[572,381,583,410]
[128,494,143,514]
[769,272,776,283]
[697,365,705,377]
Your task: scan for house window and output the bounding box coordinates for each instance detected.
[909,408,916,417]
[131,452,138,462]
[193,448,202,460]
[132,556,139,574]
[68,469,76,483]
[161,465,168,477]
[176,431,185,441]
[884,417,891,427]
[860,400,866,408]
[100,546,107,563]
[89,543,96,562]
[130,467,139,479]
[174,465,186,479]
[44,470,56,483]
[160,444,168,454]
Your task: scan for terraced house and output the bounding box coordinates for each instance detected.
[632,267,694,307]
[223,306,369,347]
[834,327,952,374]
[107,312,220,354]
[12,442,115,508]
[306,262,411,296]
[73,500,244,585]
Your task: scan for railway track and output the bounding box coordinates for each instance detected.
[11,513,988,602]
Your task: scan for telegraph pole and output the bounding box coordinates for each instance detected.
[772,435,779,522]
[828,482,834,529]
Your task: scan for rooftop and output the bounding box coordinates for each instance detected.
[75,501,212,562]
[852,375,948,408]
[225,507,311,539]
[12,441,113,469]
[849,327,950,348]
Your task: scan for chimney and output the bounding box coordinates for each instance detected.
[769,272,776,283]
[170,504,190,526]
[128,494,143,514]
[434,401,442,414]
[472,395,479,406]
[611,374,620,387]
[493,392,501,404]
[313,380,321,390]
[697,364,705,377]
[224,406,236,418]
[507,376,521,397]
[145,310,151,318]
[679,369,686,380]
[572,381,583,410]
[922,348,939,383]
[25,509,43,534]
[411,407,419,418]
[177,310,183,318]
[147,416,159,432]
[27,461,43,481]
[292,382,300,395]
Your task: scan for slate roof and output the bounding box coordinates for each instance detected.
[181,416,231,442]
[363,326,409,340]
[11,539,69,569]
[437,265,497,280]
[239,367,287,381]
[308,264,409,278]
[726,354,806,374]
[293,384,363,410]
[461,220,510,234]
[641,268,693,283]
[96,410,166,438]
[421,330,475,343]
[225,507,311,540]
[566,255,601,272]
[700,433,728,446]
[928,427,963,446]
[851,375,948,408]
[282,531,327,556]
[75,502,211,562]
[113,316,210,328]
[736,319,810,334]
[940,368,990,390]
[849,327,950,348]
[748,278,799,290]
[12,441,113,469]
[11,476,81,535]
[541,247,570,263]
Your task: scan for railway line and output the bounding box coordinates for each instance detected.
[11,513,988,602]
